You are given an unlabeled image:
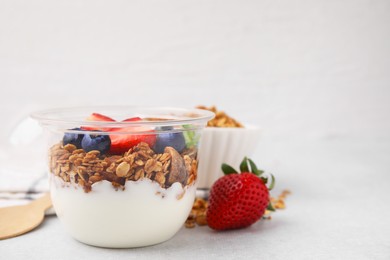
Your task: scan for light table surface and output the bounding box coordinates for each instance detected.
[1,140,389,260]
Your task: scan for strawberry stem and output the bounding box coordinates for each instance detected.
[221,163,238,175]
[247,158,264,176]
[268,174,275,190]
[267,202,275,212]
[239,157,249,172]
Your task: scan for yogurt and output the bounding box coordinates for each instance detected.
[51,176,196,248]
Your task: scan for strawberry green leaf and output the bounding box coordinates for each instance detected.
[268,174,275,190]
[221,163,238,175]
[267,202,275,212]
[239,157,249,173]
[261,177,268,184]
[248,158,264,176]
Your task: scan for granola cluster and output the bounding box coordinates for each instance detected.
[196,106,243,128]
[263,189,291,220]
[185,198,208,228]
[49,142,198,192]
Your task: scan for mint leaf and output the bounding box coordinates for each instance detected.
[183,125,199,148]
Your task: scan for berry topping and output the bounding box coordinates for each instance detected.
[86,113,115,122]
[122,117,142,122]
[75,113,159,155]
[109,129,156,155]
[81,133,111,154]
[154,131,186,154]
[109,117,156,154]
[82,113,115,131]
[62,128,84,148]
[206,157,275,231]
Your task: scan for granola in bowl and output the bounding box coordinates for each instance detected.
[196,105,243,128]
[196,106,261,191]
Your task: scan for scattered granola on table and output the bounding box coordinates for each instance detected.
[185,190,291,228]
[185,197,208,228]
[262,189,291,220]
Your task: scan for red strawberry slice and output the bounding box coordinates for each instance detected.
[109,116,156,154]
[80,114,156,154]
[82,113,116,131]
[109,127,156,154]
[87,113,115,122]
[122,117,142,122]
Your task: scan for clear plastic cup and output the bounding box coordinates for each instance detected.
[31,106,214,248]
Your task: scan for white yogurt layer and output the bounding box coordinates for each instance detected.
[50,176,196,248]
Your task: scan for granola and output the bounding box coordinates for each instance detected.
[185,197,208,228]
[196,106,243,128]
[49,142,198,193]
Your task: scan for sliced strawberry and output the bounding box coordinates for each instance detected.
[109,127,156,154]
[109,117,156,154]
[122,117,142,122]
[80,114,155,154]
[87,113,115,122]
[81,113,116,131]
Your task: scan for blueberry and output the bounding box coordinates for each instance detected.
[156,126,174,131]
[63,128,84,148]
[81,134,111,154]
[154,132,186,154]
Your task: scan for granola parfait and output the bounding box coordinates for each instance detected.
[32,107,214,248]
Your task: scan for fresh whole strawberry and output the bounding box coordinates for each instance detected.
[206,157,275,231]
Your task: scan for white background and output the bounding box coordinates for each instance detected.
[1,1,390,259]
[0,0,389,144]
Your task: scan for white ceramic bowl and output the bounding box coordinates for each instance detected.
[197,125,261,191]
